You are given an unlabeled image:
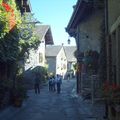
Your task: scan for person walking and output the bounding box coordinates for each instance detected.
[34,74,40,94]
[52,75,56,91]
[56,74,62,94]
[67,73,70,80]
[48,77,53,91]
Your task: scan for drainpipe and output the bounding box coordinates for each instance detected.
[76,26,82,94]
[105,0,108,35]
[104,0,109,119]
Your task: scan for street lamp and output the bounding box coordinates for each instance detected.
[67,38,71,44]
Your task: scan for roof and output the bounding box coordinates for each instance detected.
[66,0,93,36]
[34,25,54,45]
[46,45,62,57]
[16,0,32,13]
[46,45,77,62]
[64,46,77,62]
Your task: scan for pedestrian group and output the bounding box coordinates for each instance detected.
[34,73,62,94]
[48,74,62,94]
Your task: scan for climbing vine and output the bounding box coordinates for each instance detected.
[0,0,41,108]
[18,13,41,60]
[0,0,40,62]
[0,0,21,62]
[0,0,21,38]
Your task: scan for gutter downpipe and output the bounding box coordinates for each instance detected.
[105,0,108,35]
[104,0,109,119]
[76,25,81,94]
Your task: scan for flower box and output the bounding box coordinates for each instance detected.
[108,104,120,120]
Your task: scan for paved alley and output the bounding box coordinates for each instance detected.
[0,79,104,120]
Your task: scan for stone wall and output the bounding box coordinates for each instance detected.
[78,9,104,53]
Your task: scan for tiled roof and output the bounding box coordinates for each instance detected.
[66,0,92,36]
[46,45,62,57]
[64,46,77,62]
[34,25,54,45]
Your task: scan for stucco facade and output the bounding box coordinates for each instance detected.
[56,47,67,77]
[25,39,46,70]
[46,46,67,78]
[66,0,104,93]
[24,25,53,71]
[23,25,54,89]
[47,57,56,74]
[78,9,103,53]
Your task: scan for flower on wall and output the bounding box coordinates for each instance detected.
[103,81,120,104]
[2,2,16,30]
[0,0,21,38]
[2,2,12,12]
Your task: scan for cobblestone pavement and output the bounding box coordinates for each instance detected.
[0,79,104,120]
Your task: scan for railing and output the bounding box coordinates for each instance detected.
[81,73,102,104]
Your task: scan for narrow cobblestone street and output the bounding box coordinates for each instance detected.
[0,79,79,120]
[0,79,105,120]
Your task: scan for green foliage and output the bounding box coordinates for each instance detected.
[32,66,48,83]
[14,85,27,99]
[0,1,41,108]
[0,27,19,62]
[73,63,77,71]
[0,8,9,38]
[18,13,41,59]
[0,0,21,62]
[0,12,40,62]
[0,0,21,39]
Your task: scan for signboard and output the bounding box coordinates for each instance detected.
[19,28,32,40]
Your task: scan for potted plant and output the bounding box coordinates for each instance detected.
[11,85,27,107]
[102,82,120,120]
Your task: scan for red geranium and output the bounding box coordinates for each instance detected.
[1,2,16,30]
[2,3,12,12]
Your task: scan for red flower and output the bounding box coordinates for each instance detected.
[111,83,117,90]
[1,2,16,30]
[103,81,110,92]
[2,3,14,12]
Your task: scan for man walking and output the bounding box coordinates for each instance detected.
[34,74,41,94]
[56,74,62,94]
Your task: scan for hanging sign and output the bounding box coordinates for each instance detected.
[19,28,32,40]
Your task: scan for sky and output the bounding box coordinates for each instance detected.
[30,0,77,46]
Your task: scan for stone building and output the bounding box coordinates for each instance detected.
[24,25,54,88]
[24,25,54,70]
[46,45,67,79]
[64,46,77,78]
[106,0,120,85]
[105,0,120,119]
[66,0,104,96]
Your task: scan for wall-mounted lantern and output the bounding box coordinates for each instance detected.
[68,39,70,44]
[67,37,71,44]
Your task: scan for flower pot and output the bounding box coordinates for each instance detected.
[13,98,23,107]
